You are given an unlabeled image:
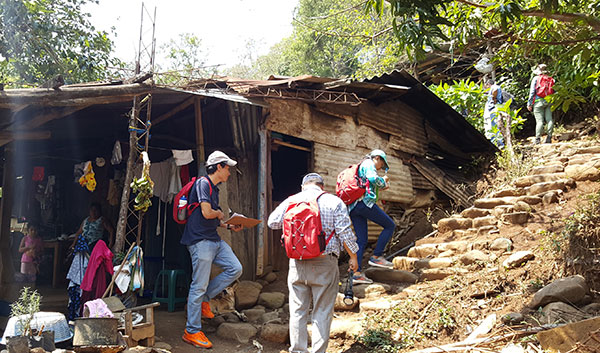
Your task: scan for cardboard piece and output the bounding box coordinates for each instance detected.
[537,316,600,352]
[224,213,261,228]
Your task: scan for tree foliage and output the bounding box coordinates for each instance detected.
[155,33,217,85]
[0,0,121,87]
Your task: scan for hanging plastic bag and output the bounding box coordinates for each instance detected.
[111,141,122,165]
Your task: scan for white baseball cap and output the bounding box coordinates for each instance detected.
[205,150,237,167]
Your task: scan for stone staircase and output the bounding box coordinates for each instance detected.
[385,139,600,283]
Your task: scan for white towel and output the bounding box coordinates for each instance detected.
[172,150,194,166]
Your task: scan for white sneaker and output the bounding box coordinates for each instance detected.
[352,273,373,284]
[368,256,394,269]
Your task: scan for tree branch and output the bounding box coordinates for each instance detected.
[293,18,393,40]
[521,10,600,32]
[510,34,600,45]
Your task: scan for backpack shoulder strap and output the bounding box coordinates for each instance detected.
[314,192,336,242]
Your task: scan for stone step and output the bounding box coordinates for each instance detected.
[514,173,566,187]
[472,215,497,228]
[393,256,455,271]
[567,154,600,166]
[526,180,569,195]
[500,211,529,225]
[461,207,491,218]
[437,217,472,233]
[530,164,564,175]
[565,160,600,181]
[576,146,600,155]
[407,240,472,258]
[419,268,469,281]
[474,197,517,209]
[363,267,419,283]
[490,188,525,198]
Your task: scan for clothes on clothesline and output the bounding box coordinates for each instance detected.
[149,158,181,203]
[66,235,90,320]
[172,150,193,166]
[81,240,113,296]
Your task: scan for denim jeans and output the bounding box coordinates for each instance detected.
[186,239,242,333]
[349,201,395,271]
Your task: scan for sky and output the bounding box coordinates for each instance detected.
[84,0,298,70]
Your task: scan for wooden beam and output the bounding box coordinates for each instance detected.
[256,128,268,277]
[0,83,151,108]
[194,97,205,163]
[0,131,51,140]
[272,139,311,152]
[15,105,91,130]
[152,96,195,126]
[412,157,473,208]
[0,145,15,296]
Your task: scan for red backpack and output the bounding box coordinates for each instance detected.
[336,163,367,205]
[281,192,334,260]
[173,176,212,224]
[535,74,555,98]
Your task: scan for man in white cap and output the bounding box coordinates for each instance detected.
[181,150,243,349]
[268,173,358,353]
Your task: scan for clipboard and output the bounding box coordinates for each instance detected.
[224,213,262,228]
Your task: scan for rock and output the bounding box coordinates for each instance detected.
[437,241,470,253]
[460,250,489,265]
[577,146,600,154]
[217,322,258,343]
[414,257,454,269]
[283,303,289,314]
[565,162,600,181]
[364,267,419,283]
[491,188,525,197]
[537,317,600,353]
[515,195,542,205]
[527,180,566,195]
[531,164,564,174]
[256,279,269,287]
[364,283,390,297]
[515,173,566,187]
[153,342,172,351]
[490,238,512,252]
[472,240,488,250]
[500,343,525,353]
[542,191,559,205]
[213,315,226,326]
[419,268,468,281]
[360,298,400,311]
[493,205,515,218]
[260,323,289,343]
[330,317,363,338]
[224,311,241,322]
[438,250,455,258]
[392,256,419,271]
[261,311,279,323]
[437,217,472,233]
[461,207,491,218]
[258,292,286,309]
[335,292,359,310]
[513,201,531,212]
[407,244,438,258]
[235,281,263,310]
[263,272,278,283]
[540,302,587,324]
[474,197,516,209]
[473,215,497,228]
[30,348,46,353]
[500,212,529,225]
[529,275,589,308]
[122,348,152,353]
[242,308,265,322]
[583,303,600,315]
[501,312,524,325]
[503,250,535,268]
[352,284,368,298]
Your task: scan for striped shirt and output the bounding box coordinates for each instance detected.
[267,185,359,257]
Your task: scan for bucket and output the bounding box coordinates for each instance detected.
[73,318,119,346]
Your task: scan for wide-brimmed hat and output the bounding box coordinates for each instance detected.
[533,64,548,75]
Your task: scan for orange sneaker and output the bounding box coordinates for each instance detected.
[201,301,214,319]
[182,330,213,349]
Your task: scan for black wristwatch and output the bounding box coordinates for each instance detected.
[225,224,232,230]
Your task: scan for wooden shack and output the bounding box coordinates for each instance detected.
[0,70,495,294]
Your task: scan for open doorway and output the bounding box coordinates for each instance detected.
[269,132,311,270]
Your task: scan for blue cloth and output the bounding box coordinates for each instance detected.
[350,201,395,271]
[180,177,221,245]
[484,84,505,148]
[82,217,104,245]
[348,159,387,212]
[267,184,359,257]
[186,240,242,333]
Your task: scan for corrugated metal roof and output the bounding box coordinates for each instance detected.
[313,143,414,204]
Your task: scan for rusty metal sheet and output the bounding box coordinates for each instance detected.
[313,143,414,204]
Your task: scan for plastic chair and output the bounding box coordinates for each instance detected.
[151,269,189,312]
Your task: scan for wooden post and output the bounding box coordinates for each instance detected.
[195,97,205,173]
[114,97,140,253]
[257,128,268,277]
[0,145,15,297]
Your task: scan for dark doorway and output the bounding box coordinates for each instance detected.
[270,133,312,202]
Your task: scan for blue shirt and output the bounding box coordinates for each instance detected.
[180,176,221,245]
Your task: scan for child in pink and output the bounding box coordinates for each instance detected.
[19,224,43,282]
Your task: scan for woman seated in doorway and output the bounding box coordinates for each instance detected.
[71,203,115,251]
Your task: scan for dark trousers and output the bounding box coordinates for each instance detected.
[350,201,395,271]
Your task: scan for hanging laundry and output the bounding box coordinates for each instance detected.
[111,141,122,165]
[127,246,144,293]
[66,235,89,320]
[78,161,96,192]
[106,179,120,206]
[149,158,181,203]
[180,164,190,185]
[172,149,193,166]
[81,240,113,303]
[32,166,44,181]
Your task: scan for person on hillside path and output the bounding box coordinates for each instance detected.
[267,173,358,353]
[180,150,243,349]
[348,149,395,284]
[483,79,505,148]
[528,63,555,144]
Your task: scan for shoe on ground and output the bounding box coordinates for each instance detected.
[182,330,213,349]
[352,273,373,284]
[368,256,394,269]
[201,301,214,319]
[535,137,541,145]
[545,136,552,143]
